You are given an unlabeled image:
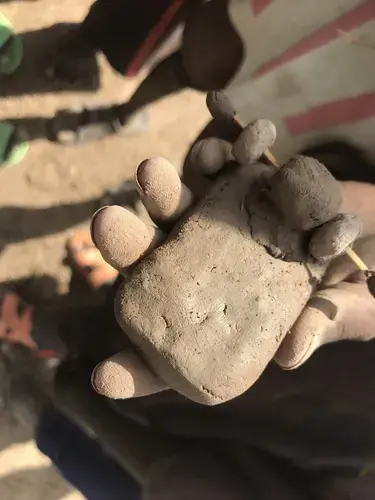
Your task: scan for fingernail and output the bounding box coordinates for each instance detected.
[91,362,102,393]
[135,159,149,195]
[366,271,375,299]
[90,206,110,247]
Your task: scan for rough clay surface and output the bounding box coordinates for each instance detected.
[269,156,341,230]
[115,163,328,405]
[245,168,308,261]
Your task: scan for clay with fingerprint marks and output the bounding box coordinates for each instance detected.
[113,158,342,405]
[269,156,341,231]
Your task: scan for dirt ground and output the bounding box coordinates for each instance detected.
[0,0,208,498]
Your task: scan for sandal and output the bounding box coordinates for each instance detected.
[0,122,29,167]
[0,12,23,75]
[43,23,100,86]
[67,229,118,289]
[47,106,148,145]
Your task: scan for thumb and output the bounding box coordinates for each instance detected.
[275,282,375,370]
[92,350,167,399]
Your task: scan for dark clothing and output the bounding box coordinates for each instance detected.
[81,0,193,75]
[36,405,140,499]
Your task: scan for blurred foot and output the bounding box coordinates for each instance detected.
[47,105,148,145]
[44,23,99,85]
[0,289,36,350]
[67,229,118,290]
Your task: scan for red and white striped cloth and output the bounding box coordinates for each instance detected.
[227,0,375,163]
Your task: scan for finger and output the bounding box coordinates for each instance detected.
[188,137,233,176]
[135,157,194,226]
[309,213,362,261]
[275,281,375,370]
[232,119,276,164]
[92,349,167,399]
[339,181,375,237]
[269,156,341,230]
[91,205,164,273]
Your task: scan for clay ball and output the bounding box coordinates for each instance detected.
[269,156,341,231]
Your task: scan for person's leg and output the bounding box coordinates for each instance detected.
[47,0,190,83]
[49,50,190,144]
[118,0,244,119]
[116,51,188,124]
[49,0,244,144]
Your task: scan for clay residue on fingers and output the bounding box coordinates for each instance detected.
[92,350,167,399]
[136,157,194,224]
[92,205,152,270]
[269,156,341,230]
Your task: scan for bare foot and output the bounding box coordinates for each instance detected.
[0,289,36,349]
[44,23,99,85]
[67,229,118,290]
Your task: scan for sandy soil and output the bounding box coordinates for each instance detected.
[0,0,208,497]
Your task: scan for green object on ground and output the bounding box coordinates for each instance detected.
[0,122,29,167]
[0,11,23,75]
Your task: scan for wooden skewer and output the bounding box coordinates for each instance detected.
[206,90,371,276]
[345,246,368,272]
